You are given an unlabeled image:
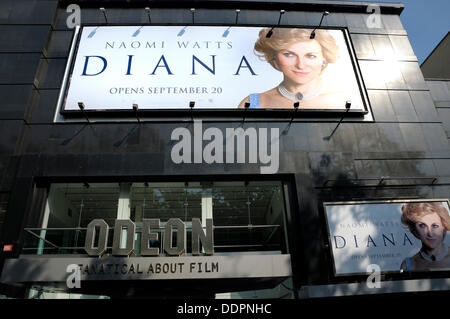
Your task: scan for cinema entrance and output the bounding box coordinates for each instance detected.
[2,180,296,299]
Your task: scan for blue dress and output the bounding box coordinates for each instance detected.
[404,257,412,270]
[249,93,260,109]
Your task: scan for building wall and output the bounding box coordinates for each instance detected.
[421,32,450,80]
[1,0,449,294]
[426,80,450,140]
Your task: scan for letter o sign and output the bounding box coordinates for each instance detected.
[85,219,109,256]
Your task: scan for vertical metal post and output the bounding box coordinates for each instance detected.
[37,200,51,255]
[74,198,84,251]
[201,187,213,254]
[117,182,132,249]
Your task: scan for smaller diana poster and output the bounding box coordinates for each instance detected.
[324,200,450,275]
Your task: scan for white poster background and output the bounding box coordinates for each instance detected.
[325,201,450,275]
[62,26,365,111]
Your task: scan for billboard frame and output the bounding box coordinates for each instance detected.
[55,24,372,121]
[322,198,450,277]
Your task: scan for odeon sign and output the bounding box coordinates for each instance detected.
[1,218,293,283]
[85,218,213,257]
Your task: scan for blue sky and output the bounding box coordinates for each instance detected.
[346,0,450,65]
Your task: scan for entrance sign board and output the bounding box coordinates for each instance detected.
[0,255,292,282]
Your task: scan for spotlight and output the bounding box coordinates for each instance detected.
[345,100,351,109]
[324,100,352,140]
[78,102,90,123]
[99,7,108,23]
[310,11,330,39]
[191,8,196,24]
[223,9,241,37]
[242,101,250,126]
[133,103,141,124]
[266,10,285,38]
[145,7,152,24]
[283,101,300,135]
[290,101,299,123]
[189,101,195,122]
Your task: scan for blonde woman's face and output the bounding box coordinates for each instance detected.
[275,39,325,85]
[415,213,445,249]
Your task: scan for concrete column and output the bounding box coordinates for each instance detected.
[201,188,213,227]
[117,182,132,220]
[117,182,132,249]
[135,203,143,223]
[37,200,51,255]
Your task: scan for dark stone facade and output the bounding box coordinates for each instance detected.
[0,0,449,298]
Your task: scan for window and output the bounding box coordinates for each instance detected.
[23,181,289,256]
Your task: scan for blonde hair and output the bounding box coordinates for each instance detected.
[401,202,450,238]
[254,28,340,70]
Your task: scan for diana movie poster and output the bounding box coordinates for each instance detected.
[324,200,450,275]
[60,26,368,113]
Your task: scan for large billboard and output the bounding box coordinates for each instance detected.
[58,26,369,114]
[324,199,450,275]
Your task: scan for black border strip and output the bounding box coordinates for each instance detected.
[58,0,405,15]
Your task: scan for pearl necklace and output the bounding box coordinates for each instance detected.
[419,247,448,262]
[277,82,324,101]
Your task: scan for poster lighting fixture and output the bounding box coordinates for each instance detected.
[178,8,195,37]
[77,102,90,123]
[145,7,152,24]
[223,9,241,38]
[191,8,196,24]
[241,101,250,126]
[99,7,108,24]
[235,9,241,24]
[133,103,141,124]
[290,101,300,124]
[323,100,351,140]
[60,104,91,146]
[189,101,195,122]
[282,101,300,135]
[310,11,330,39]
[266,10,286,38]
